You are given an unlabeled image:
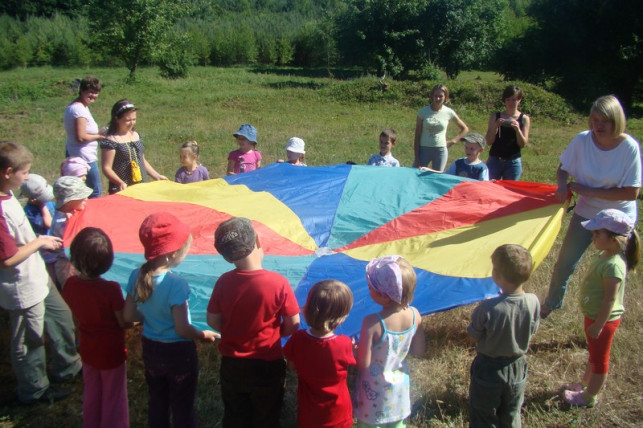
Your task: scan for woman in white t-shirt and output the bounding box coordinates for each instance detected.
[542,95,641,317]
[413,84,469,171]
[63,76,104,198]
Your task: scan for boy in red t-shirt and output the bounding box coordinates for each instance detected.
[207,217,300,427]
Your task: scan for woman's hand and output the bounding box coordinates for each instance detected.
[555,183,569,202]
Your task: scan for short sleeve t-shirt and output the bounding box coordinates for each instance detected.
[579,253,626,321]
[208,268,299,360]
[368,153,400,167]
[63,276,126,369]
[64,102,99,162]
[417,105,457,148]
[175,165,210,183]
[444,158,489,181]
[559,131,641,220]
[228,149,262,174]
[126,269,192,342]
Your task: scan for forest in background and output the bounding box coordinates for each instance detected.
[0,0,641,111]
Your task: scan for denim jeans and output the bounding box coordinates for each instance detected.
[86,161,102,198]
[142,338,198,428]
[469,354,527,428]
[544,213,593,311]
[487,156,523,180]
[418,146,448,171]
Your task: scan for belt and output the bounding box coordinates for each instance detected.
[491,154,521,161]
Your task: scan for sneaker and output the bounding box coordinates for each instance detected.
[564,389,596,408]
[20,387,70,405]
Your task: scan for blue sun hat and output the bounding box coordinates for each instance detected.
[233,124,257,145]
[581,209,635,236]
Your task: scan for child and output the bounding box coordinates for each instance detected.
[50,176,92,289]
[562,209,639,407]
[207,217,300,426]
[124,212,217,427]
[355,255,426,426]
[468,244,540,427]
[226,124,262,175]
[175,140,210,183]
[61,156,90,180]
[280,137,307,166]
[0,140,81,404]
[368,129,400,167]
[20,173,55,235]
[284,280,355,428]
[443,133,489,180]
[63,227,131,428]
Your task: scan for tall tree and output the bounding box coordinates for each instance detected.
[498,0,642,110]
[88,0,189,78]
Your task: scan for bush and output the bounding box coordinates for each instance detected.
[158,33,194,79]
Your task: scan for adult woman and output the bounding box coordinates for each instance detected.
[485,85,531,180]
[413,84,469,171]
[100,99,167,194]
[542,95,641,317]
[63,76,103,198]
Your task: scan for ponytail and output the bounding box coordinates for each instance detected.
[135,261,155,302]
[624,229,640,271]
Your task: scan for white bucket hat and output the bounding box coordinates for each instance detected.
[285,137,305,154]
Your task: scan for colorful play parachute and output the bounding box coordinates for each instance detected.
[65,163,565,338]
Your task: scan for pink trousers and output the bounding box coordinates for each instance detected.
[83,361,129,428]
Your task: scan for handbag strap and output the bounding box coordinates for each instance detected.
[126,142,139,164]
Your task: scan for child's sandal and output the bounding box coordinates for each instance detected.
[564,390,597,408]
[561,383,585,392]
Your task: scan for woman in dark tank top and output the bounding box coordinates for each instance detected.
[485,85,531,180]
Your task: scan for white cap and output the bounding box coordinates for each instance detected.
[285,137,305,154]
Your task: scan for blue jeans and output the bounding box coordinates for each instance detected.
[469,354,527,428]
[418,146,448,171]
[544,213,593,311]
[86,161,102,198]
[487,156,522,180]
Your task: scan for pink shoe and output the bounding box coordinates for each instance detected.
[564,390,597,408]
[562,383,584,392]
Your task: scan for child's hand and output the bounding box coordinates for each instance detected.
[201,330,220,342]
[587,323,603,339]
[37,235,62,251]
[156,174,168,181]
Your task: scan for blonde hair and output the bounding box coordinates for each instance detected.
[181,140,200,157]
[610,229,640,271]
[590,95,626,138]
[135,235,192,302]
[430,84,450,103]
[397,257,417,306]
[304,280,353,332]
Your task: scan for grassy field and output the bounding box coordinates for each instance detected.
[0,66,641,427]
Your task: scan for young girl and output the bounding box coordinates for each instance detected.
[563,209,639,407]
[226,124,262,175]
[284,280,355,428]
[62,227,131,428]
[413,84,469,171]
[124,212,218,427]
[175,140,210,183]
[100,99,168,194]
[355,256,426,426]
[485,85,531,180]
[282,137,307,166]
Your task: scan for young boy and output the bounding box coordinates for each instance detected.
[443,133,489,180]
[467,244,540,427]
[0,141,81,404]
[50,176,92,288]
[368,128,400,167]
[207,217,300,427]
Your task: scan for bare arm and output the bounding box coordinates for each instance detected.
[101,148,127,192]
[485,113,501,145]
[173,302,217,341]
[446,114,469,147]
[586,277,620,339]
[408,308,426,356]
[123,294,144,323]
[226,159,236,175]
[280,313,300,337]
[206,311,223,333]
[568,182,639,201]
[356,313,381,370]
[114,309,134,330]
[75,117,102,143]
[1,235,62,268]
[39,203,52,229]
[413,117,422,167]
[142,156,168,181]
[512,114,530,148]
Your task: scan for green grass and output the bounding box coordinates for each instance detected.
[0,66,641,427]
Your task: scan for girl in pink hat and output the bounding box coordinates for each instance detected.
[123,212,218,427]
[355,256,426,426]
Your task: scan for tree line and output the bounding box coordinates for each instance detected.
[0,0,640,110]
